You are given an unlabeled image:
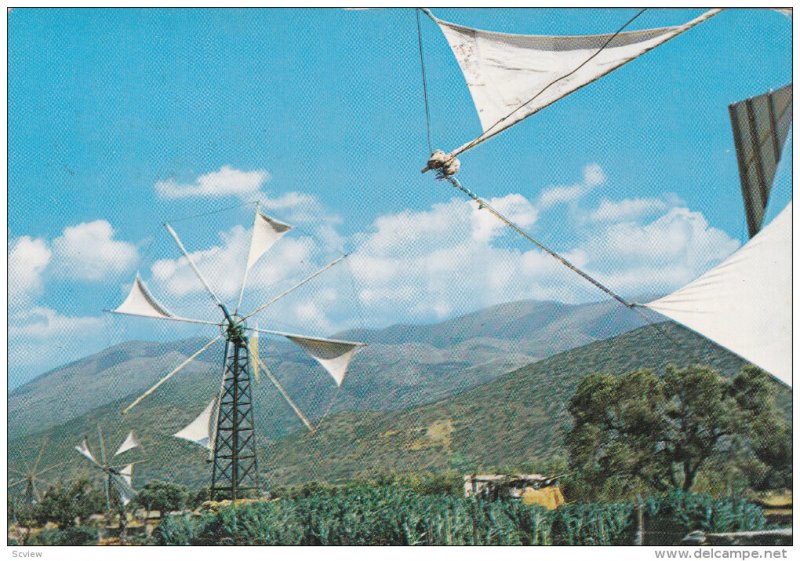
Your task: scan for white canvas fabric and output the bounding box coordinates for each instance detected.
[174,400,217,450]
[111,469,136,506]
[285,335,362,386]
[75,438,99,465]
[118,464,134,487]
[246,211,292,272]
[434,9,721,155]
[729,83,792,237]
[646,203,791,386]
[114,274,175,319]
[249,330,261,383]
[114,431,140,457]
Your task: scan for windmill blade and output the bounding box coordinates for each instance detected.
[98,426,107,466]
[107,308,223,328]
[31,437,49,473]
[110,473,137,506]
[242,254,349,321]
[122,335,222,415]
[114,431,141,457]
[108,273,222,326]
[34,461,70,479]
[173,399,218,450]
[74,438,101,466]
[8,478,28,488]
[257,360,315,432]
[164,223,225,309]
[249,328,365,386]
[8,467,26,477]
[31,479,42,502]
[236,208,293,313]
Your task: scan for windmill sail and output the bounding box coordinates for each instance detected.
[75,438,99,465]
[174,399,218,450]
[117,464,134,487]
[113,274,175,319]
[246,212,292,272]
[645,202,791,386]
[729,83,792,238]
[284,335,363,386]
[111,465,136,506]
[431,9,721,156]
[114,431,140,457]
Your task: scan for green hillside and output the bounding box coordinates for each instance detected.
[9,298,654,441]
[11,321,787,492]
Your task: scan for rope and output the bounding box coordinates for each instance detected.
[165,200,258,224]
[456,8,648,156]
[444,175,633,307]
[444,176,711,359]
[416,8,433,154]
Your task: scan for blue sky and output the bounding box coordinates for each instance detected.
[8,8,792,387]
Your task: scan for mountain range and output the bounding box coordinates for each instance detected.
[10,298,783,491]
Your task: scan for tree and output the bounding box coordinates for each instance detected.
[32,479,105,529]
[133,480,189,513]
[566,365,789,496]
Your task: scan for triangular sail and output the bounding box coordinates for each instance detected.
[113,274,175,319]
[117,464,134,487]
[729,83,792,238]
[74,438,99,466]
[432,9,721,156]
[284,335,362,386]
[173,399,218,450]
[111,467,136,506]
[645,202,791,386]
[246,212,292,272]
[114,431,140,457]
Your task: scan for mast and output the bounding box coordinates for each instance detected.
[210,315,260,500]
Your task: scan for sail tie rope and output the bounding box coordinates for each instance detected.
[422,149,461,177]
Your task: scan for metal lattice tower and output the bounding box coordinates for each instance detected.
[210,332,260,500]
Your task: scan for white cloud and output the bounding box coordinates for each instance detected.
[51,220,139,282]
[538,162,607,209]
[8,235,51,308]
[8,307,106,386]
[470,193,538,243]
[589,197,668,223]
[156,165,270,199]
[581,207,741,294]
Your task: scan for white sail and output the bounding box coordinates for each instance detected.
[111,467,136,506]
[284,335,363,386]
[74,438,99,465]
[118,464,134,487]
[113,274,175,319]
[432,9,721,155]
[646,202,791,386]
[246,211,292,272]
[729,83,792,238]
[114,431,140,457]
[173,399,217,450]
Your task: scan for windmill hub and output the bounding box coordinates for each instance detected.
[223,313,248,343]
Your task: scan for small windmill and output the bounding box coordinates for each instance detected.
[9,438,68,507]
[109,206,365,499]
[74,427,143,510]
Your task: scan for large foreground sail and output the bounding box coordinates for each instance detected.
[645,203,791,386]
[430,9,721,156]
